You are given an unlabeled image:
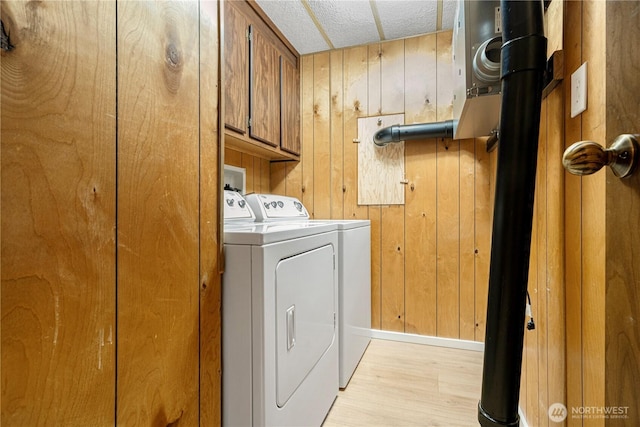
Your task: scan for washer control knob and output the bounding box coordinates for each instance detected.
[277,201,284,208]
[226,198,234,206]
[294,201,303,212]
[264,202,270,209]
[238,200,245,208]
[271,201,277,208]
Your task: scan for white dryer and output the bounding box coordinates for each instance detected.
[245,194,372,389]
[222,192,339,427]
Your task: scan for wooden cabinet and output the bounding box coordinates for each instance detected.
[224,1,248,135]
[249,24,281,146]
[281,55,301,155]
[224,0,300,160]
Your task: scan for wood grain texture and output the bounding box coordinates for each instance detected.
[546,84,566,424]
[436,139,460,338]
[330,50,345,219]
[343,45,369,220]
[564,3,584,425]
[357,114,405,205]
[301,55,315,215]
[224,1,247,134]
[313,52,331,219]
[1,1,116,424]
[199,2,221,424]
[459,139,476,341]
[281,55,300,155]
[436,31,453,121]
[604,1,640,423]
[369,207,382,330]
[404,34,437,124]
[474,138,492,342]
[242,153,255,193]
[368,44,382,116]
[380,39,405,115]
[381,206,405,332]
[581,1,607,424]
[323,340,483,427]
[250,25,280,146]
[404,141,437,335]
[116,2,199,424]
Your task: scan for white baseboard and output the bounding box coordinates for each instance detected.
[369,329,485,352]
[519,407,529,427]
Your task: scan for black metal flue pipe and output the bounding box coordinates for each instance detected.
[478,1,547,426]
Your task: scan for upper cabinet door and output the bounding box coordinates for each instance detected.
[224,1,248,135]
[281,56,300,155]
[249,25,281,147]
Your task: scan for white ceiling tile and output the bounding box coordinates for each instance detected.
[375,0,438,40]
[255,0,458,56]
[442,0,458,31]
[306,0,381,49]
[255,0,330,55]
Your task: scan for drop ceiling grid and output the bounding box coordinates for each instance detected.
[255,0,458,56]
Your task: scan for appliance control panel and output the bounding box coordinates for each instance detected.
[244,194,309,221]
[224,190,255,221]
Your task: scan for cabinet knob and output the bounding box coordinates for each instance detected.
[562,134,639,178]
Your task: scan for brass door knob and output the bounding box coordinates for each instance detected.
[562,134,639,178]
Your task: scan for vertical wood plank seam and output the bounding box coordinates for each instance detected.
[197,2,202,423]
[114,1,119,422]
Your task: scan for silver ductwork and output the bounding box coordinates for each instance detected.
[452,0,502,140]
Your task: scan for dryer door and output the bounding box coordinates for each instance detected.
[275,244,335,407]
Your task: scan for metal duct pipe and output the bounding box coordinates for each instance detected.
[478,1,547,427]
[373,120,454,147]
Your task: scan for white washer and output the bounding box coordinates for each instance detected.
[245,194,372,389]
[223,192,339,427]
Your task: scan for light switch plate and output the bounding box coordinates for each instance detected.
[571,62,588,118]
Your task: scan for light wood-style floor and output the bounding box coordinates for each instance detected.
[323,339,484,427]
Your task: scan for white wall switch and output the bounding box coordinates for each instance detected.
[571,62,588,118]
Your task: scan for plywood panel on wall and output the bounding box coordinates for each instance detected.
[116,2,200,424]
[1,2,116,424]
[357,115,405,205]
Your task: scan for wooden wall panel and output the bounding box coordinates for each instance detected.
[290,31,493,343]
[474,138,492,342]
[404,34,438,124]
[436,31,453,121]
[330,50,345,219]
[459,139,476,341]
[343,46,369,219]
[381,206,405,332]
[604,0,640,421]
[581,2,607,424]
[369,206,382,329]
[301,55,315,215]
[564,2,584,425]
[380,39,405,115]
[224,147,271,193]
[1,2,116,424]
[313,52,331,219]
[404,141,437,335]
[199,2,221,424]
[116,2,199,424]
[436,139,460,338]
[546,84,566,423]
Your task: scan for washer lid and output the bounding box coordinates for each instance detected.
[223,222,337,245]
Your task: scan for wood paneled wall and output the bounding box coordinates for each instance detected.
[224,148,272,193]
[1,1,222,425]
[272,31,496,342]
